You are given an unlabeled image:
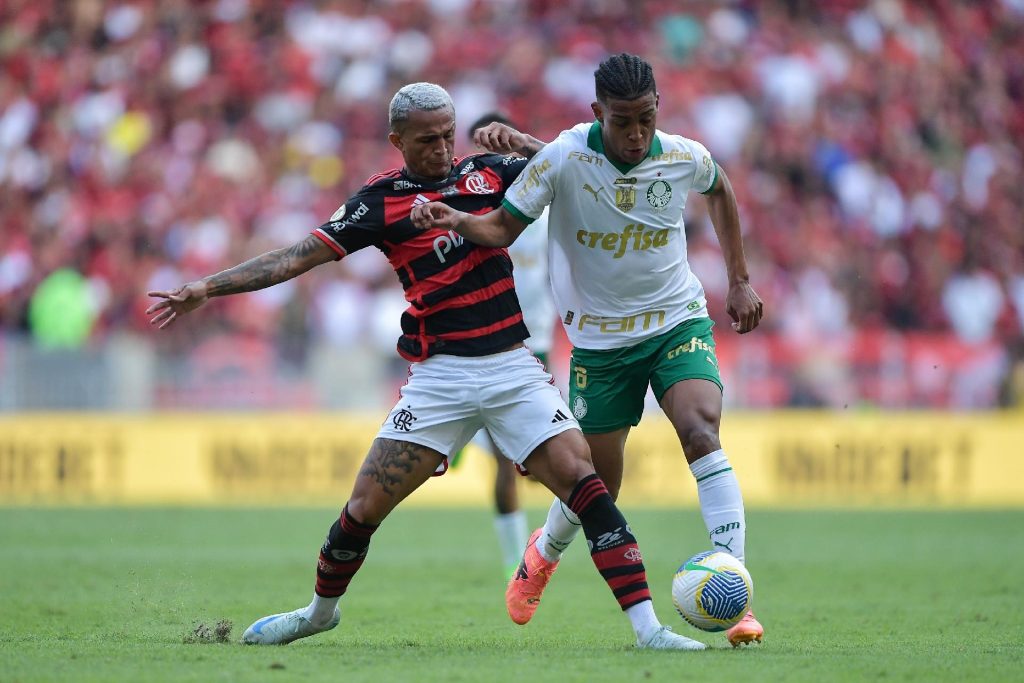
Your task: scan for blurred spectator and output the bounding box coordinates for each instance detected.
[28,268,95,348]
[999,339,1024,409]
[1,0,1022,408]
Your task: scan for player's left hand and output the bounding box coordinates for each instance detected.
[726,281,764,334]
[410,201,464,231]
[473,122,528,155]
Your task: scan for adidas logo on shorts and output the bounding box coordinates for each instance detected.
[551,410,570,423]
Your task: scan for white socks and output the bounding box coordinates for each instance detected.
[626,601,662,643]
[302,593,339,627]
[689,449,746,563]
[494,510,529,572]
[536,498,582,562]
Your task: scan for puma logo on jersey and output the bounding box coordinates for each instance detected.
[582,183,606,202]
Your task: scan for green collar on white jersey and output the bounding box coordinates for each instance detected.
[586,120,664,175]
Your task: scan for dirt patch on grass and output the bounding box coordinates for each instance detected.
[183,620,233,644]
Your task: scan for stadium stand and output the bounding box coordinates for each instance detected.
[1,0,1021,409]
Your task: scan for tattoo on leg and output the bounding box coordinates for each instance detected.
[359,440,430,495]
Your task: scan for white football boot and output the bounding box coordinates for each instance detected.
[241,606,340,645]
[637,625,706,651]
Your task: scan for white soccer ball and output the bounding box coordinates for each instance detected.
[672,550,753,632]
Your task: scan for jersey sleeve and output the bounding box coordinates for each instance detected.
[494,154,529,190]
[501,140,561,225]
[311,187,382,260]
[682,138,718,195]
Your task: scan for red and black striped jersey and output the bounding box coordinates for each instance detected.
[313,153,531,361]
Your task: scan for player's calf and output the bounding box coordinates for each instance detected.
[569,474,652,611]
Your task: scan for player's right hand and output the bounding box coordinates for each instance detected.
[725,281,764,334]
[473,122,526,154]
[410,202,463,231]
[146,281,209,329]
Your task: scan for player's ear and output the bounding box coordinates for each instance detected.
[388,130,403,152]
[590,101,603,123]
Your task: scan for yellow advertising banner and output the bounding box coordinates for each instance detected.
[0,412,1021,506]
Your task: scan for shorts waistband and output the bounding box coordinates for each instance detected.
[422,345,531,370]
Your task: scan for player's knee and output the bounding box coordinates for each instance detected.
[345,491,391,527]
[675,416,721,460]
[557,455,598,493]
[532,430,596,494]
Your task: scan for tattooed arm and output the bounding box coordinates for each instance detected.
[146,234,336,329]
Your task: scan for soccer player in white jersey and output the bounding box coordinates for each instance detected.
[411,54,766,646]
[457,113,557,580]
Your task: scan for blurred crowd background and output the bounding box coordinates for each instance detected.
[1,0,1023,411]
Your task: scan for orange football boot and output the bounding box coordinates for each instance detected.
[505,528,559,625]
[726,611,764,647]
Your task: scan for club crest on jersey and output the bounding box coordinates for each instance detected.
[463,171,494,195]
[615,186,636,212]
[646,180,672,210]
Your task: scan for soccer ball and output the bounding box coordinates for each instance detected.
[671,550,753,632]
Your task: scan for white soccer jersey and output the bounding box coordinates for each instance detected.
[503,122,717,350]
[508,208,555,354]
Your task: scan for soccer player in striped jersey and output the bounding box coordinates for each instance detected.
[147,82,704,651]
[411,55,766,647]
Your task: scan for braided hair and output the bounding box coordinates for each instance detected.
[594,53,656,102]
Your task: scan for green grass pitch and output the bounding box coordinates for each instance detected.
[1,507,1021,682]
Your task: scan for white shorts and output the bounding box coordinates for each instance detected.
[469,428,497,455]
[377,346,579,467]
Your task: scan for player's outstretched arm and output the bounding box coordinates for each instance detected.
[472,123,547,159]
[410,203,527,248]
[146,234,335,329]
[705,164,765,334]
